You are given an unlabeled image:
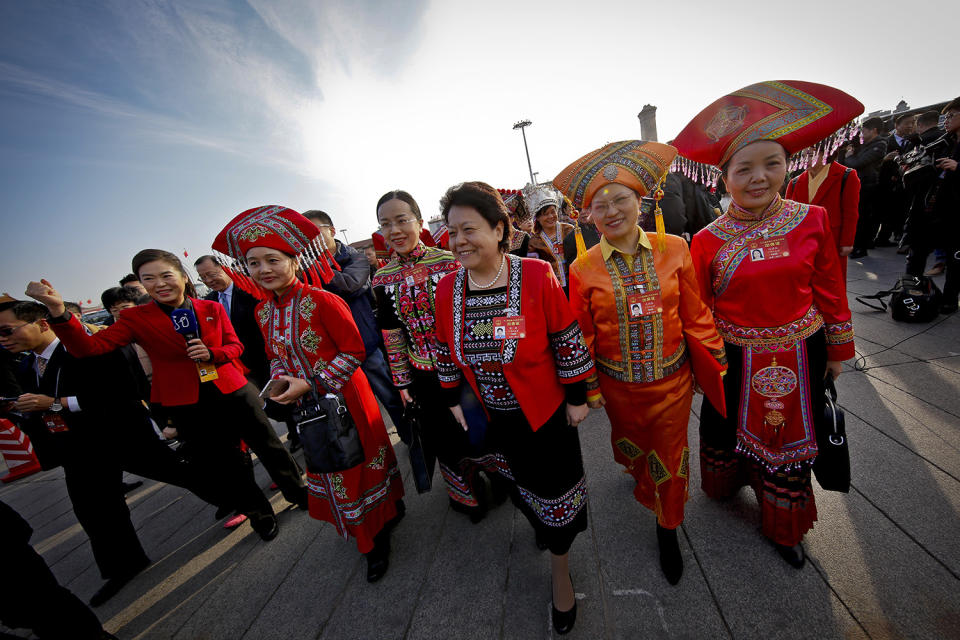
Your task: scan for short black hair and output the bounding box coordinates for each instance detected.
[894,113,915,126]
[131,249,198,299]
[119,273,139,286]
[376,190,422,222]
[440,181,511,253]
[101,286,140,310]
[917,110,941,128]
[63,301,82,315]
[862,116,884,132]
[193,254,222,268]
[942,97,960,114]
[0,300,49,322]
[302,210,334,227]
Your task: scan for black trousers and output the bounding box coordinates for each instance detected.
[853,185,880,250]
[409,368,474,490]
[62,412,223,580]
[0,541,106,639]
[230,382,305,503]
[159,384,276,526]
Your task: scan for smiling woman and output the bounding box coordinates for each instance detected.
[433,181,596,635]
[673,80,861,569]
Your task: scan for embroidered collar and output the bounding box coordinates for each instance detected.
[600,226,653,261]
[273,279,304,307]
[398,242,427,265]
[726,194,784,222]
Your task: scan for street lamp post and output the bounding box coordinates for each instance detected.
[512,119,536,184]
[340,229,349,244]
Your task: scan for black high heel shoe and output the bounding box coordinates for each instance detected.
[657,523,683,585]
[775,542,806,569]
[551,573,577,635]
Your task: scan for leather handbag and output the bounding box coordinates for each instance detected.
[812,376,850,493]
[294,390,364,474]
[403,400,435,493]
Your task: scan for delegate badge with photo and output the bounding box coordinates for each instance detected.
[492,316,526,340]
[404,265,428,287]
[749,237,789,261]
[196,362,219,382]
[42,411,69,433]
[627,291,663,318]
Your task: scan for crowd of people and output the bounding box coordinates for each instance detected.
[1,83,957,639]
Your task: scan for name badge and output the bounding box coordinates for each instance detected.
[272,339,287,361]
[492,316,526,340]
[404,265,428,287]
[42,411,69,433]
[748,237,790,261]
[196,362,220,382]
[627,291,663,318]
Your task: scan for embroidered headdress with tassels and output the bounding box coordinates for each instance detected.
[212,205,340,300]
[553,140,677,253]
[521,183,561,218]
[671,80,865,185]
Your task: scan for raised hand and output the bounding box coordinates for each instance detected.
[25,279,65,317]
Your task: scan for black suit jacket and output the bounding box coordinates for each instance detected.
[13,343,151,469]
[206,286,269,387]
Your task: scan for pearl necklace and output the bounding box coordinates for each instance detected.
[467,254,506,289]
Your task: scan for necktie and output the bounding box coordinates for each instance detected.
[220,291,231,316]
[36,355,48,377]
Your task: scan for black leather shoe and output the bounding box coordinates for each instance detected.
[89,557,150,607]
[122,480,144,494]
[365,530,391,583]
[253,516,280,541]
[214,504,232,520]
[448,498,486,524]
[849,248,868,259]
[775,542,806,568]
[873,239,896,247]
[551,574,577,635]
[657,524,683,585]
[295,487,309,510]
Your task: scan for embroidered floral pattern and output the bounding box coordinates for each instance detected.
[715,306,823,350]
[299,296,317,321]
[824,320,854,345]
[516,476,588,528]
[367,446,387,470]
[300,328,320,353]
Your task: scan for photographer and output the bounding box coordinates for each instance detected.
[843,116,888,258]
[907,99,960,313]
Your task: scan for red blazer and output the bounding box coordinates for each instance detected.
[52,298,248,406]
[785,162,860,248]
[434,256,595,430]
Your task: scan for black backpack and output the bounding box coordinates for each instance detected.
[856,275,942,322]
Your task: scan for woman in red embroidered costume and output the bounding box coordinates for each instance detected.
[555,140,728,585]
[525,184,574,291]
[673,81,862,568]
[371,191,484,520]
[214,206,404,583]
[433,182,594,635]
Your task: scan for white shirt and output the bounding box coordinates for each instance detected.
[33,338,80,412]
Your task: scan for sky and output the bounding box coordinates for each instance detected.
[0,0,956,307]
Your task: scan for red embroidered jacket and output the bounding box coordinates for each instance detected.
[434,256,595,431]
[690,196,855,361]
[50,298,248,405]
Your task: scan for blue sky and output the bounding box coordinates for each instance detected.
[0,0,955,306]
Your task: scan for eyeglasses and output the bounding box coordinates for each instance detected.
[590,194,635,217]
[0,321,37,338]
[378,217,418,232]
[945,112,959,121]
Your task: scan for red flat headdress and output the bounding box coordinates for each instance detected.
[212,205,340,299]
[671,80,865,185]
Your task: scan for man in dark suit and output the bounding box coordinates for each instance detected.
[195,255,309,473]
[0,300,212,607]
[843,116,888,257]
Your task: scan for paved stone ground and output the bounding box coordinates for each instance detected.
[3,244,959,639]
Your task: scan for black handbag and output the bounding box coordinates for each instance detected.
[294,390,364,474]
[812,376,850,493]
[403,400,435,493]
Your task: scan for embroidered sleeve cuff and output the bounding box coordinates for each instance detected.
[549,321,595,382]
[434,339,462,389]
[824,320,854,345]
[314,353,362,392]
[709,345,728,367]
[382,328,413,388]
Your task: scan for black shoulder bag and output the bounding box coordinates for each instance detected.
[812,375,850,493]
[294,387,365,474]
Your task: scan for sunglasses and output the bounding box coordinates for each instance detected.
[0,321,37,338]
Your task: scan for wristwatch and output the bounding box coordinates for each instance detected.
[50,398,63,412]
